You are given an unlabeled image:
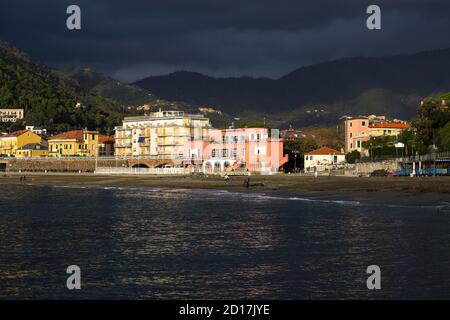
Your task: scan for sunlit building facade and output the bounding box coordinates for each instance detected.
[0,130,42,156]
[184,127,288,173]
[48,130,99,157]
[114,110,211,157]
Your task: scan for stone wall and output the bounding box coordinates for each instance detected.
[342,161,401,176]
[305,161,402,176]
[2,158,176,173]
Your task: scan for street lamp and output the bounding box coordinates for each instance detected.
[94,145,98,173]
[293,150,299,173]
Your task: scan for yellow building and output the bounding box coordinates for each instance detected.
[16,142,49,158]
[114,110,211,157]
[0,130,42,156]
[48,130,99,157]
[368,122,411,138]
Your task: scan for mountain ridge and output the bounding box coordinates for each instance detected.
[2,39,449,131]
[55,67,160,105]
[134,47,450,127]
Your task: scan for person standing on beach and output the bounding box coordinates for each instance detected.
[244,172,251,188]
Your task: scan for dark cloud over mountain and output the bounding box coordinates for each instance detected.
[1,0,449,82]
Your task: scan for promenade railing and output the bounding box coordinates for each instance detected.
[0,155,185,161]
[399,151,450,163]
[95,167,189,175]
[353,151,450,164]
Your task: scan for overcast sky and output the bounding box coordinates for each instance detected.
[0,0,449,82]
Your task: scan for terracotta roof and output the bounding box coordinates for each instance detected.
[305,147,344,156]
[49,130,84,142]
[369,122,411,129]
[99,136,115,143]
[0,130,31,138]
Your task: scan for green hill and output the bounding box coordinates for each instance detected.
[0,41,123,134]
[0,41,235,133]
[439,92,450,101]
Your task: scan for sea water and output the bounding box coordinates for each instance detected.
[0,184,449,299]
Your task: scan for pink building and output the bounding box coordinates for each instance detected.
[344,116,411,154]
[184,128,288,173]
[344,117,370,153]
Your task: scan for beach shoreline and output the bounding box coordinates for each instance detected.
[1,172,449,202]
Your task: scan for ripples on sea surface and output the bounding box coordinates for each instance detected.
[0,184,450,299]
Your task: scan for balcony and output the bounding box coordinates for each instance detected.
[115,142,132,148]
[158,143,182,147]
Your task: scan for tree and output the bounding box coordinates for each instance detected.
[345,150,361,164]
[397,129,427,156]
[284,138,318,155]
[413,98,450,150]
[362,136,396,158]
[301,126,344,151]
[439,92,450,101]
[237,121,269,129]
[7,119,25,133]
[439,121,450,151]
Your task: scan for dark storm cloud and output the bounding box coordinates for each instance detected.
[1,0,449,82]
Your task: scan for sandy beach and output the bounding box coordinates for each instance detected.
[1,172,449,202]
